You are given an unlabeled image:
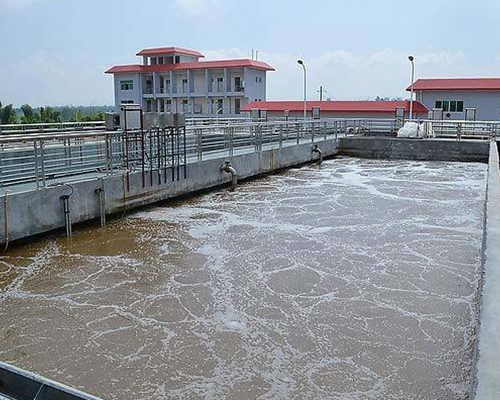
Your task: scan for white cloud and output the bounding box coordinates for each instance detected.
[172,0,220,16]
[0,50,113,106]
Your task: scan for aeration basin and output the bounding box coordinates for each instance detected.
[0,157,487,399]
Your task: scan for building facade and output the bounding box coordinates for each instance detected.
[241,100,428,120]
[106,47,274,116]
[408,78,500,121]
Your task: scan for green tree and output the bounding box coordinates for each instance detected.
[39,106,61,123]
[20,104,39,123]
[0,102,17,124]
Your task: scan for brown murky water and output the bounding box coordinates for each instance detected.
[0,158,487,399]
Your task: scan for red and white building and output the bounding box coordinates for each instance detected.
[241,100,428,120]
[407,78,500,121]
[106,47,274,116]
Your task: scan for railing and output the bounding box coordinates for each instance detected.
[0,119,361,190]
[3,117,497,190]
[0,121,106,135]
[421,120,500,140]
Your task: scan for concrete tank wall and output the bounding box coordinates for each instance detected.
[338,137,490,163]
[0,139,338,245]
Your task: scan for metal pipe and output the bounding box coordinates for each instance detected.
[60,184,74,237]
[220,160,237,191]
[312,145,323,165]
[95,180,106,227]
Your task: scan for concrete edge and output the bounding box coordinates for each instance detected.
[474,140,500,399]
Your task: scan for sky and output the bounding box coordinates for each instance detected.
[0,0,500,107]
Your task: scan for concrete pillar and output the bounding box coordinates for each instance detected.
[223,68,228,96]
[205,69,209,95]
[139,74,144,108]
[153,72,157,98]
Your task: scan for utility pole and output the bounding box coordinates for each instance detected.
[318,85,325,101]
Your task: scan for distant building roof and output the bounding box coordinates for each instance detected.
[407,78,500,91]
[136,47,204,58]
[241,100,428,114]
[106,59,275,74]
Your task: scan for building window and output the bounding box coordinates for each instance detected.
[235,98,241,114]
[182,99,188,113]
[182,79,188,93]
[175,56,180,63]
[259,77,262,83]
[121,100,134,104]
[255,77,258,83]
[120,80,134,91]
[150,57,157,65]
[217,77,223,92]
[146,100,152,112]
[166,79,171,92]
[435,100,463,112]
[235,77,243,92]
[160,100,165,112]
[158,57,164,65]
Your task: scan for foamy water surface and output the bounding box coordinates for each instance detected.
[0,157,487,399]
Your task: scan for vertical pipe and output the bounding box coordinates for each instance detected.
[183,126,187,180]
[149,128,154,187]
[140,109,146,188]
[95,180,106,228]
[60,195,72,237]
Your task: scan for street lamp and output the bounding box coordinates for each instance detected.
[297,59,307,123]
[408,55,415,121]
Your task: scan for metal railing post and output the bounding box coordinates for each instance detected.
[39,139,46,188]
[196,128,203,161]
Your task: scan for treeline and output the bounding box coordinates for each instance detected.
[0,102,113,124]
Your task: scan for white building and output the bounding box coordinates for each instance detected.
[408,78,500,121]
[106,46,274,116]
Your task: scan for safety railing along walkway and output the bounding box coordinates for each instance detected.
[1,117,498,192]
[0,119,366,191]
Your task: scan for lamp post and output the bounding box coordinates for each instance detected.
[297,59,307,123]
[408,55,415,121]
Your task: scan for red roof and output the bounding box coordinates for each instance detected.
[241,100,428,114]
[106,59,275,74]
[407,78,500,91]
[136,47,204,58]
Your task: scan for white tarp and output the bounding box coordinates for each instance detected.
[397,121,424,138]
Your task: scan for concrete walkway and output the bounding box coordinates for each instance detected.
[475,140,500,399]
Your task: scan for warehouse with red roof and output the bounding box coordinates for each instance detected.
[241,100,428,120]
[407,78,500,121]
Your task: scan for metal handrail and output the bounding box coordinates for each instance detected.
[0,119,356,189]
